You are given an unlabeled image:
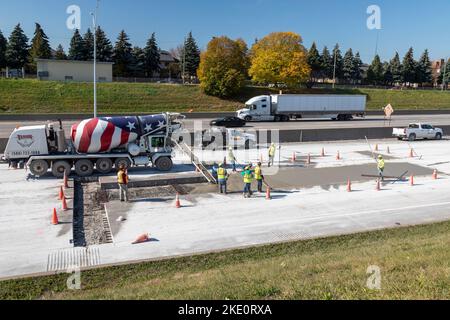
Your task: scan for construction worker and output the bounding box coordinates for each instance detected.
[241,164,254,198]
[255,162,264,193]
[268,143,276,167]
[228,147,237,172]
[217,163,228,194]
[117,164,129,202]
[377,155,385,181]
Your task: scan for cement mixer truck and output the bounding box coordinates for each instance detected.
[2,113,185,178]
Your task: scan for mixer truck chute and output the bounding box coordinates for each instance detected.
[3,113,185,178]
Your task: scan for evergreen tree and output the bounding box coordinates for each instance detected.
[417,49,432,85]
[113,30,133,77]
[383,62,393,85]
[389,52,402,84]
[342,48,354,83]
[438,59,450,86]
[29,23,52,65]
[0,30,7,69]
[55,44,67,60]
[96,26,113,62]
[68,29,85,60]
[320,46,333,80]
[131,46,145,77]
[307,42,321,81]
[5,24,29,69]
[143,32,160,77]
[366,55,384,85]
[352,52,363,82]
[402,47,416,85]
[331,44,343,80]
[183,32,200,79]
[83,28,95,60]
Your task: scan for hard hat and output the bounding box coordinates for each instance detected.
[219,163,223,167]
[257,162,262,166]
[378,155,383,159]
[229,147,233,150]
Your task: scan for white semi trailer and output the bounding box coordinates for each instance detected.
[237,94,367,122]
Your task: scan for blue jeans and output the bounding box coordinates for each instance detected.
[218,179,227,194]
[243,183,252,196]
[257,179,263,192]
[231,161,236,172]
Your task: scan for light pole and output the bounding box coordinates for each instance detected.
[91,0,100,118]
[443,58,448,92]
[332,48,337,89]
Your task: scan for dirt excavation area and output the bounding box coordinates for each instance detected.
[0,138,450,279]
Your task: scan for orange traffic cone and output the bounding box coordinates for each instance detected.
[432,170,438,180]
[266,187,272,200]
[321,148,325,157]
[336,151,341,160]
[175,193,181,208]
[410,175,414,186]
[58,186,65,200]
[409,148,414,158]
[376,179,381,191]
[347,179,352,192]
[63,171,69,189]
[62,196,68,211]
[132,233,150,245]
[291,152,296,162]
[51,208,59,225]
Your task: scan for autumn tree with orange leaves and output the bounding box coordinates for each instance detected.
[249,32,311,88]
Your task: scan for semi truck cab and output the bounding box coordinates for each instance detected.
[237,95,276,122]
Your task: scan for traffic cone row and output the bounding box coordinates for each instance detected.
[63,171,69,189]
[58,186,64,201]
[432,170,438,180]
[51,208,59,225]
[266,187,272,200]
[347,179,352,192]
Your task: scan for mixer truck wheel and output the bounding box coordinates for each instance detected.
[52,161,71,178]
[115,158,131,170]
[29,160,49,177]
[96,158,113,174]
[155,157,173,171]
[75,160,94,177]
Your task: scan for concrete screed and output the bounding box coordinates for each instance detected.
[1,138,450,279]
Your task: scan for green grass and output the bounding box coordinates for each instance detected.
[1,79,450,114]
[1,221,449,300]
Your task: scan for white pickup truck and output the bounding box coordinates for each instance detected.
[393,123,444,141]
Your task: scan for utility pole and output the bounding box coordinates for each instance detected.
[182,36,186,85]
[91,0,100,118]
[332,48,337,89]
[443,58,448,92]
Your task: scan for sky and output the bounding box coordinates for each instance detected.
[0,0,448,63]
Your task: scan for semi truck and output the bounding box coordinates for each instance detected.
[236,94,367,122]
[2,113,185,178]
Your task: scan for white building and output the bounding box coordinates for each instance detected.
[36,59,113,82]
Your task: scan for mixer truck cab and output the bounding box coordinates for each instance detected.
[3,113,185,178]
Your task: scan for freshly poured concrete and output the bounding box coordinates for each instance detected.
[1,138,450,279]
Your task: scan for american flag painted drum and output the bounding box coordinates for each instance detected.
[71,114,167,153]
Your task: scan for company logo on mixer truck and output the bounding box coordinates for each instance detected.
[16,134,34,148]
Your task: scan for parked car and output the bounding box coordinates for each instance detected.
[210,116,246,128]
[393,123,443,141]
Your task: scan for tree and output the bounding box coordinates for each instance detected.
[83,28,95,60]
[0,30,7,69]
[182,32,201,79]
[249,32,310,88]
[55,44,67,60]
[113,30,133,77]
[96,26,113,62]
[130,46,146,77]
[29,23,52,71]
[198,36,249,97]
[68,29,85,60]
[438,59,450,87]
[383,62,393,85]
[389,52,402,84]
[352,52,363,82]
[143,33,160,77]
[331,44,343,80]
[5,24,29,69]
[307,42,321,82]
[366,55,384,85]
[402,47,416,85]
[417,49,432,85]
[342,48,355,83]
[320,46,333,80]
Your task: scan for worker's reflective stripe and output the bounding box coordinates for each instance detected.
[254,167,262,180]
[218,168,227,180]
[269,146,276,157]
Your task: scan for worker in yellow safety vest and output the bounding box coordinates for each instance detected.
[117,164,129,202]
[255,162,265,193]
[268,143,276,167]
[228,147,237,172]
[241,164,254,198]
[377,155,385,181]
[217,163,229,194]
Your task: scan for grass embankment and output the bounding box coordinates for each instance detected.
[1,221,449,300]
[0,79,450,114]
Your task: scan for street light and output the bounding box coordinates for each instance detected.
[442,58,448,92]
[91,0,100,118]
